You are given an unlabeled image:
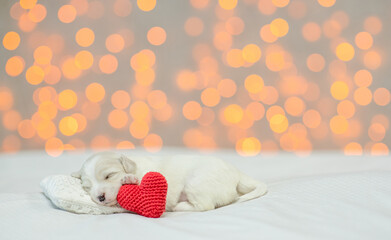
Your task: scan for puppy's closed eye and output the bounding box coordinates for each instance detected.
[105,172,117,180]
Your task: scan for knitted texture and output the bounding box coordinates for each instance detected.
[117,172,167,218]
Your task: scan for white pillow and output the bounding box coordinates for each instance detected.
[40,175,129,214]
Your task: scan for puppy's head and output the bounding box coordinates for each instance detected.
[71,152,136,206]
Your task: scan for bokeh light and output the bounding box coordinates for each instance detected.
[0,0,389,156]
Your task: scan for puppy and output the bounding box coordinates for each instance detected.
[72,152,267,212]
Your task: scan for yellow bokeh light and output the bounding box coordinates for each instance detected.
[130,50,155,72]
[147,27,166,46]
[5,56,25,77]
[38,101,57,120]
[59,116,78,136]
[75,50,93,70]
[85,83,105,103]
[270,18,289,37]
[335,42,355,61]
[244,74,264,94]
[236,137,262,156]
[58,89,78,110]
[317,0,335,7]
[137,0,156,12]
[26,65,44,85]
[272,0,290,8]
[219,0,237,10]
[329,115,348,134]
[330,81,349,100]
[99,54,118,74]
[3,32,20,50]
[75,27,95,47]
[58,5,77,23]
[34,46,52,65]
[20,0,37,9]
[270,114,289,133]
[224,104,244,124]
[242,44,262,63]
[106,34,125,53]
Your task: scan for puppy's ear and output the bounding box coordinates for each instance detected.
[119,155,136,173]
[71,170,82,179]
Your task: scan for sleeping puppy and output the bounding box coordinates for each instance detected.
[71,152,267,212]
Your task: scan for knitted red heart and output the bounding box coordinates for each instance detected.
[117,172,167,218]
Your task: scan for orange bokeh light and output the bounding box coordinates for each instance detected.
[3,31,20,50]
[85,83,105,103]
[75,27,95,47]
[5,56,25,77]
[106,34,125,53]
[99,54,118,74]
[58,5,77,23]
[147,27,166,46]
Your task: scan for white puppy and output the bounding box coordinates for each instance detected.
[71,152,267,212]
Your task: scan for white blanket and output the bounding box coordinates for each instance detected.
[0,149,390,240]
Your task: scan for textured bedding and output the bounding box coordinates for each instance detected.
[0,148,390,240]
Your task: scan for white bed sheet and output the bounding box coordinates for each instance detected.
[0,148,390,240]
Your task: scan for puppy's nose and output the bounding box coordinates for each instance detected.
[98,194,105,202]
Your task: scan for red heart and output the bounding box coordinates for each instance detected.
[117,172,167,218]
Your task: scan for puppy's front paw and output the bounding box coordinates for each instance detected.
[121,174,139,185]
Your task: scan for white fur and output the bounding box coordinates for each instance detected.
[71,152,267,212]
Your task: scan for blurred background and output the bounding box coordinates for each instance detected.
[0,0,390,157]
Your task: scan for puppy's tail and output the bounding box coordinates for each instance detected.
[235,173,267,203]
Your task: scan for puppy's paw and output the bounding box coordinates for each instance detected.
[121,174,139,185]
